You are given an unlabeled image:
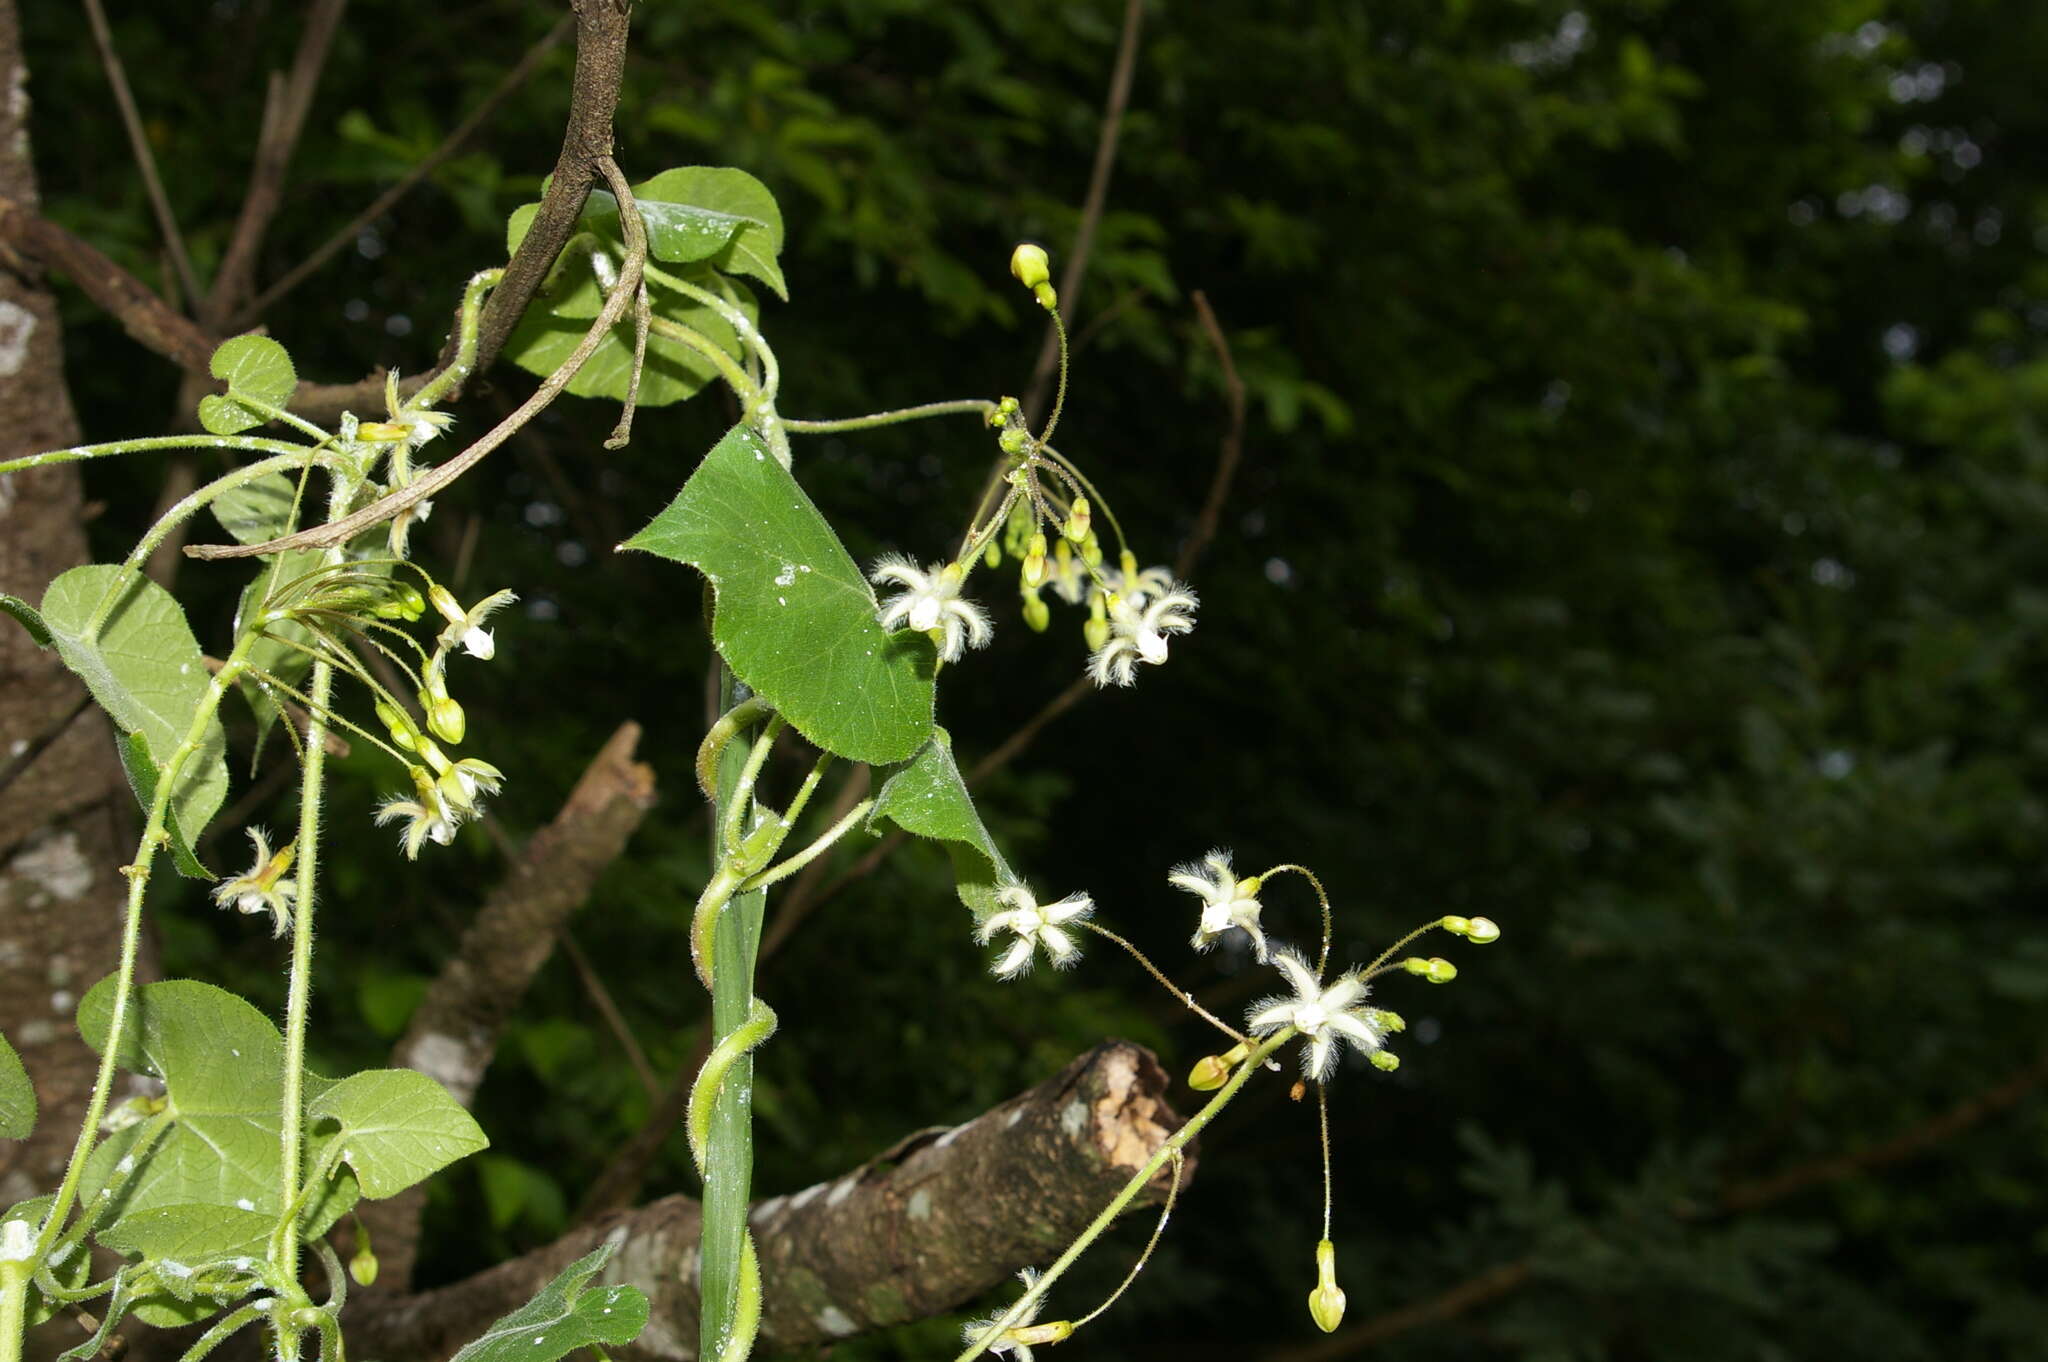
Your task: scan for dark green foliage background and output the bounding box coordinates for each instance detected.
[24,1,2048,1357]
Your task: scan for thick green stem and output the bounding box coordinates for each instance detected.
[699,667,769,1362]
[952,1029,1293,1362]
[0,1262,28,1362]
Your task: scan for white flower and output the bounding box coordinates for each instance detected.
[374,767,463,859]
[872,555,993,663]
[1087,581,1197,687]
[1246,949,1386,1081]
[210,827,298,937]
[429,586,517,661]
[436,756,505,818]
[1170,849,1269,961]
[385,369,456,451]
[974,884,1095,978]
[961,1269,1048,1361]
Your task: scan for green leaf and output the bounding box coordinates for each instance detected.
[196,335,298,436]
[0,593,52,648]
[623,424,934,764]
[40,566,229,844]
[590,166,787,298]
[114,731,211,880]
[446,1244,647,1362]
[867,728,1015,916]
[210,471,304,545]
[0,1033,33,1139]
[501,204,757,407]
[95,1204,272,1260]
[307,1069,487,1199]
[74,978,356,1237]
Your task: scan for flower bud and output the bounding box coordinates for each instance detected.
[355,420,409,445]
[1010,243,1051,291]
[1022,591,1051,633]
[428,695,466,745]
[375,700,419,752]
[1084,616,1111,652]
[349,1242,379,1287]
[428,584,467,630]
[1013,1322,1073,1346]
[1022,533,1048,588]
[1064,497,1091,542]
[1188,1055,1232,1091]
[1308,1239,1346,1332]
[1424,957,1457,983]
[1367,1008,1405,1033]
[1370,1050,1401,1073]
[1440,914,1471,935]
[1466,916,1500,943]
[1080,533,1104,568]
[373,584,427,621]
[999,425,1031,456]
[985,540,1002,569]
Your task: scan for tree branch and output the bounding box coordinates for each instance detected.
[357,721,657,1293]
[80,0,199,306]
[231,12,575,328]
[202,0,349,328]
[349,1041,1189,1362]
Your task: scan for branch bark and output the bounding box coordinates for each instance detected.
[356,721,657,1293]
[349,1041,1189,1362]
[0,0,144,1214]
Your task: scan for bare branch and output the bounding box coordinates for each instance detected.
[1177,290,1246,580]
[203,0,349,327]
[80,0,199,305]
[438,0,634,390]
[231,13,575,328]
[0,199,215,372]
[350,1042,1189,1362]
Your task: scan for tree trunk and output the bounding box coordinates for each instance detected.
[0,0,142,1217]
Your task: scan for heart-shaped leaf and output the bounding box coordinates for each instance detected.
[307,1068,487,1199]
[40,566,229,845]
[197,335,297,436]
[623,424,934,764]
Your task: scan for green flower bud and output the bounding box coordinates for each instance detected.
[1022,533,1048,588]
[1022,591,1051,633]
[1188,1055,1231,1091]
[375,700,418,752]
[1402,956,1430,976]
[373,584,427,621]
[1440,914,1471,935]
[1013,1322,1073,1346]
[428,695,466,745]
[999,425,1031,456]
[1080,533,1104,568]
[1309,1239,1346,1333]
[349,1243,379,1287]
[1084,615,1111,652]
[1367,1008,1406,1033]
[1466,916,1500,943]
[1010,243,1051,291]
[1064,496,1091,542]
[985,540,1002,569]
[1424,957,1457,983]
[1370,1050,1401,1073]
